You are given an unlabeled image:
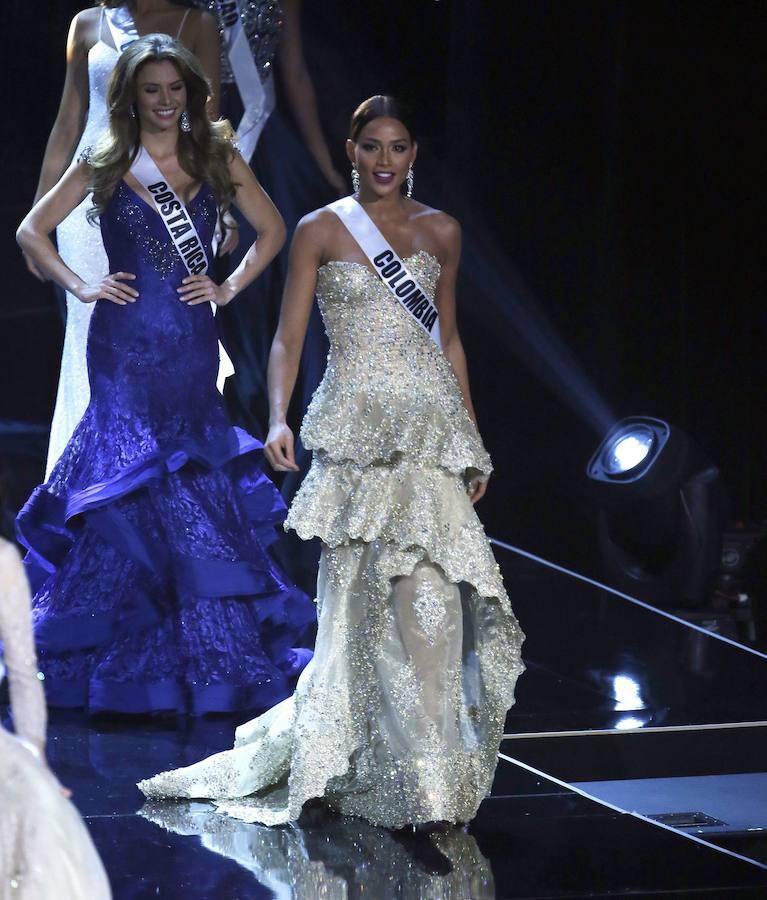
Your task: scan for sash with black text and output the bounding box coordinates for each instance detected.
[328,197,442,348]
[130,147,236,391]
[130,146,209,276]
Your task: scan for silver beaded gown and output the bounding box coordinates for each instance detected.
[139,249,526,828]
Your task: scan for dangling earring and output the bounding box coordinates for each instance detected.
[179,110,192,133]
[406,164,415,199]
[351,165,360,193]
[130,105,136,119]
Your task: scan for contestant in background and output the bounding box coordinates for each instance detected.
[16,35,314,717]
[30,1,224,480]
[139,96,525,829]
[193,1,344,507]
[0,537,111,899]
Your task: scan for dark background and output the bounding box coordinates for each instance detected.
[1,0,765,578]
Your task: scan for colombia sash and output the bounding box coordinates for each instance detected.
[219,1,275,162]
[328,197,442,348]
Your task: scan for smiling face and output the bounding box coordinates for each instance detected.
[346,117,417,198]
[135,59,187,132]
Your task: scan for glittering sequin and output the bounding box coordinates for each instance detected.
[114,187,178,279]
[194,1,283,83]
[140,801,496,898]
[139,256,525,828]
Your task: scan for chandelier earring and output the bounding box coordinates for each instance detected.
[351,165,360,193]
[179,110,192,133]
[406,164,415,199]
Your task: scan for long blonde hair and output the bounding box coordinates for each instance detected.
[87,33,236,222]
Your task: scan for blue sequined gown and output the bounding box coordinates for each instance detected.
[16,179,315,716]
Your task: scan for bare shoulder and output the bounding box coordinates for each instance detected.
[296,207,333,245]
[71,7,101,49]
[417,205,460,240]
[193,9,220,37]
[411,202,461,258]
[297,207,343,242]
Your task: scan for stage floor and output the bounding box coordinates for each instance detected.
[7,543,767,897]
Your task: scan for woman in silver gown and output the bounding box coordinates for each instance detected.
[139,96,525,829]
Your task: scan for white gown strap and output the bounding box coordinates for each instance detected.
[98,6,106,43]
[176,8,192,40]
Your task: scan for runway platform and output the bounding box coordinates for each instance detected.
[6,540,766,897]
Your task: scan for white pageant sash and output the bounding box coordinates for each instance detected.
[105,6,139,53]
[219,1,275,162]
[131,147,209,275]
[130,147,235,390]
[328,197,442,348]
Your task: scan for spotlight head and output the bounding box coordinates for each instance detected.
[587,416,725,609]
[587,417,671,484]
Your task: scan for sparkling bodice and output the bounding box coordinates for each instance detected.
[88,180,219,389]
[300,252,492,477]
[193,0,283,83]
[76,41,118,158]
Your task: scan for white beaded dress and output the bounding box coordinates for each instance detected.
[139,249,525,828]
[0,541,111,899]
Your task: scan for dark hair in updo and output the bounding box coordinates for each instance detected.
[349,95,417,143]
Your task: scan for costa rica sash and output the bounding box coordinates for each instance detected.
[130,147,235,390]
[130,146,209,276]
[328,197,442,348]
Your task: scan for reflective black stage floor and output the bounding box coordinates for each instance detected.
[8,542,767,898]
[36,712,767,898]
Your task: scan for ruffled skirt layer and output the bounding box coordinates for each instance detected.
[139,453,525,827]
[16,420,315,716]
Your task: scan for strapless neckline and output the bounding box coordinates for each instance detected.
[318,249,441,279]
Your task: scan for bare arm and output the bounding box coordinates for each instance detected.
[34,13,91,204]
[24,12,91,280]
[192,10,222,119]
[263,215,324,471]
[278,0,345,195]
[17,161,137,305]
[434,217,487,502]
[436,218,477,423]
[178,151,286,305]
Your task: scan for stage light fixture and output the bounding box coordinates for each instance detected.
[587,417,724,609]
[588,417,671,483]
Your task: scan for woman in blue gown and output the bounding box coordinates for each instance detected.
[15,33,314,717]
